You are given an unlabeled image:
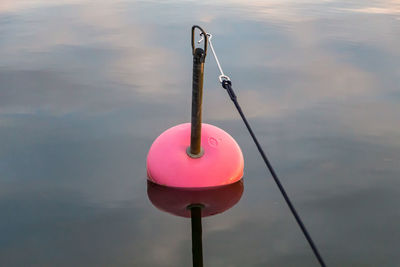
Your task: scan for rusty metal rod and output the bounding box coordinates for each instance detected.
[188,47,205,157]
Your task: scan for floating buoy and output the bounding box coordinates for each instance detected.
[146,25,244,189]
[147,123,243,188]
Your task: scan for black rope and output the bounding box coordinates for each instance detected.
[222,80,326,267]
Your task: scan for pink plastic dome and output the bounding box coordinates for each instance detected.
[146,123,244,188]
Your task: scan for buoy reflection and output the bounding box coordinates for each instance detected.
[147,180,244,218]
[147,180,244,267]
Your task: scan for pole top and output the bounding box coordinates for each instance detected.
[192,25,208,58]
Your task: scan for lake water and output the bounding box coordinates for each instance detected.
[1,0,400,266]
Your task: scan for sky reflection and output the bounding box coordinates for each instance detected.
[1,0,400,266]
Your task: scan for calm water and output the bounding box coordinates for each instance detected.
[1,0,400,266]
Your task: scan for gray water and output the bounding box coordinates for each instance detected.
[1,1,400,266]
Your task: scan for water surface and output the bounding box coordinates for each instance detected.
[1,0,400,266]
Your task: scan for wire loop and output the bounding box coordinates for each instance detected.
[191,25,208,56]
[197,32,231,84]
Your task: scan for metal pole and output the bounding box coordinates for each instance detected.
[187,25,207,158]
[190,205,203,267]
[188,47,205,157]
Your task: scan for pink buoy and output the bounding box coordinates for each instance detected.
[147,123,243,188]
[146,25,244,189]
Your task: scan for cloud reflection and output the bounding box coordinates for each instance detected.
[1,0,400,266]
